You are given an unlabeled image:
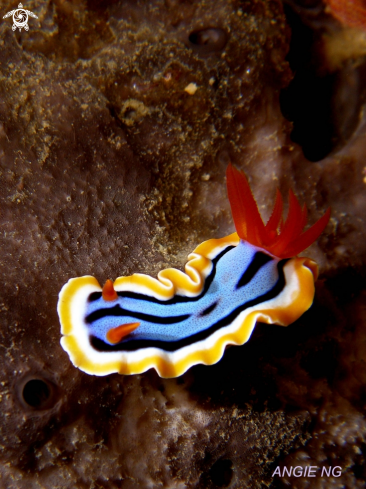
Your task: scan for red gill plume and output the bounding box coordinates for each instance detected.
[226,164,330,259]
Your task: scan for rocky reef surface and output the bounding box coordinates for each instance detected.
[0,0,365,487]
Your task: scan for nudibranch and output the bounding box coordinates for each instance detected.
[58,165,330,378]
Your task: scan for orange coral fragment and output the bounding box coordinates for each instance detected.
[226,164,330,259]
[106,323,141,344]
[102,279,118,301]
[325,0,366,30]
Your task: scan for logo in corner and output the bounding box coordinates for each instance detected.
[3,3,38,31]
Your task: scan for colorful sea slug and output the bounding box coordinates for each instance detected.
[58,165,330,378]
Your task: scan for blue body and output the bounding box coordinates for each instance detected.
[86,241,285,352]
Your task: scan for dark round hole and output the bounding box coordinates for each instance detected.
[188,28,227,53]
[209,459,233,487]
[22,379,51,408]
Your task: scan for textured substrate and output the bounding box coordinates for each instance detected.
[0,0,366,488]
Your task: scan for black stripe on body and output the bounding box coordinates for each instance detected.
[88,291,102,302]
[86,306,190,325]
[91,259,288,353]
[199,301,218,317]
[236,252,273,289]
[87,246,235,305]
[87,248,272,325]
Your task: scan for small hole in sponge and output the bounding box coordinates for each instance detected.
[188,28,227,53]
[17,375,58,411]
[22,379,51,408]
[209,459,233,487]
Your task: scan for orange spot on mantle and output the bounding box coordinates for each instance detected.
[102,279,118,301]
[106,323,140,344]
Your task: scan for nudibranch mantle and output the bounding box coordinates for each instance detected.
[58,165,329,378]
